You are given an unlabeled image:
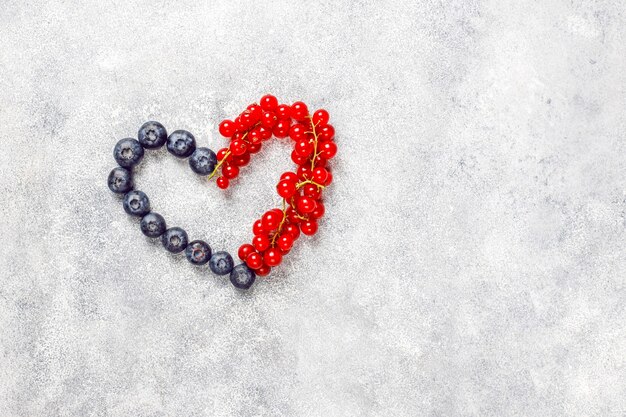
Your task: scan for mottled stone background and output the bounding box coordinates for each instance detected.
[1,1,625,416]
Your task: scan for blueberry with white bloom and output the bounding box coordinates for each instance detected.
[185,240,212,265]
[114,138,144,168]
[209,251,234,275]
[230,264,256,290]
[138,121,168,149]
[189,147,217,175]
[161,227,188,253]
[123,190,150,217]
[140,212,166,237]
[167,130,196,158]
[107,166,133,194]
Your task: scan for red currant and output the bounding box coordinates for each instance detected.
[286,206,302,224]
[240,111,254,128]
[312,109,329,126]
[261,111,277,129]
[263,248,282,267]
[275,104,290,119]
[324,171,333,186]
[289,124,307,141]
[234,116,246,132]
[295,139,314,157]
[238,244,255,261]
[258,126,272,140]
[311,201,325,219]
[248,128,263,144]
[216,176,229,189]
[253,219,264,235]
[320,141,337,159]
[303,183,321,199]
[222,164,239,179]
[245,252,263,269]
[252,234,270,252]
[230,139,247,156]
[273,119,291,138]
[256,264,271,276]
[280,172,298,182]
[290,101,309,120]
[291,150,307,165]
[312,167,329,184]
[246,104,262,120]
[231,152,250,167]
[313,154,327,167]
[277,234,294,252]
[318,124,335,141]
[217,147,230,161]
[260,94,278,111]
[300,220,318,236]
[296,196,316,214]
[219,120,236,137]
[284,223,301,240]
[248,143,262,154]
[297,165,312,180]
[262,210,283,231]
[277,180,297,199]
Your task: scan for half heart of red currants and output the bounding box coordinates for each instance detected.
[210,95,337,277]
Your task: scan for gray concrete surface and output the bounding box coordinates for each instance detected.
[1,1,626,416]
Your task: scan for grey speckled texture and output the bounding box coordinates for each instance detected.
[1,1,625,416]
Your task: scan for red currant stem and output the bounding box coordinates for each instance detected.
[288,196,308,221]
[270,199,289,247]
[307,117,321,171]
[241,122,261,144]
[296,179,326,190]
[208,149,232,180]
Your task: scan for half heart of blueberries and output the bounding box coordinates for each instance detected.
[107,120,255,290]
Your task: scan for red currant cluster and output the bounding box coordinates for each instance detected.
[211,95,337,277]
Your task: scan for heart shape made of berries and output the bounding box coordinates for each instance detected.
[107,95,337,290]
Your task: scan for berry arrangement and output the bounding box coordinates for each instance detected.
[107,95,336,290]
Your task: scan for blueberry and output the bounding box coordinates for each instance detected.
[167,130,196,158]
[108,166,133,194]
[123,190,150,217]
[140,212,166,237]
[229,264,256,290]
[138,121,168,149]
[185,240,212,265]
[189,147,217,175]
[209,251,234,275]
[114,138,144,168]
[161,227,188,253]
